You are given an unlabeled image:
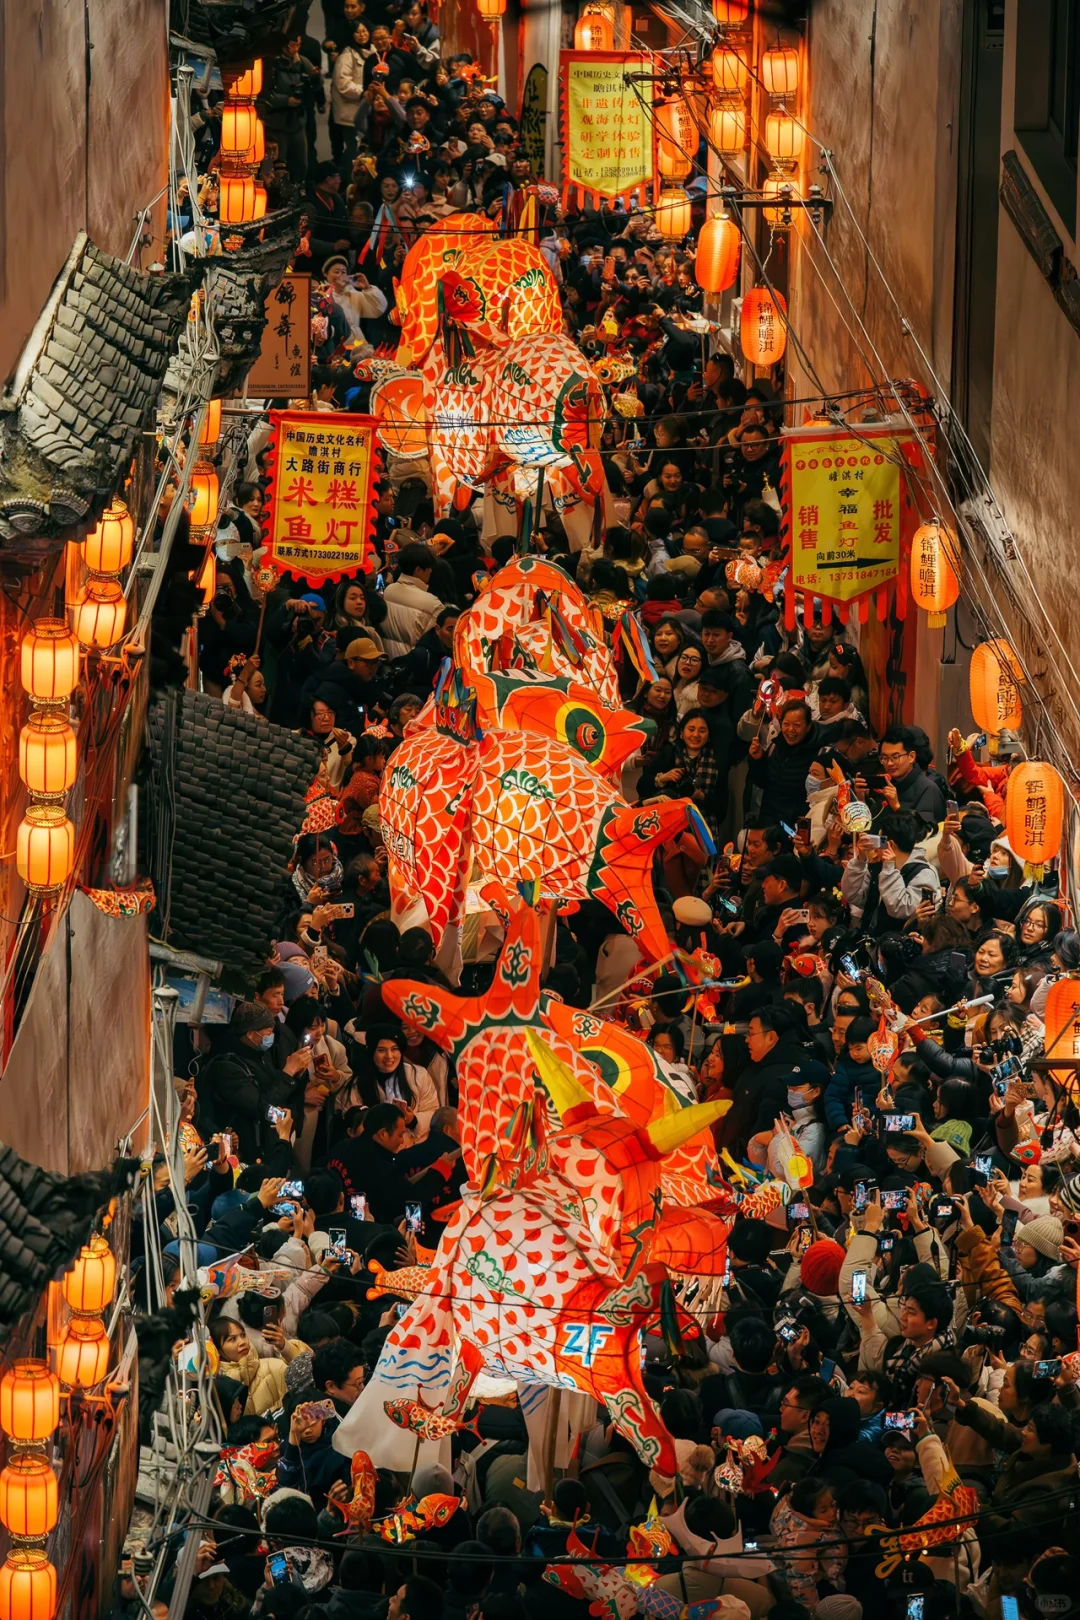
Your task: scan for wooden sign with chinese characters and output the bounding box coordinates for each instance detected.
[521,63,549,180]
[247,274,311,397]
[559,52,653,204]
[262,411,379,584]
[779,423,921,625]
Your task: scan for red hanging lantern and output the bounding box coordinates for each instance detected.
[740,286,787,366]
[910,520,961,626]
[711,0,747,23]
[1005,760,1064,878]
[0,1550,56,1620]
[695,215,741,294]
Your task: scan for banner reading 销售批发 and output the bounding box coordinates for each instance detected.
[559,52,654,206]
[779,422,923,626]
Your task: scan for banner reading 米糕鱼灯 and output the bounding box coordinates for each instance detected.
[560,52,653,205]
[263,410,379,584]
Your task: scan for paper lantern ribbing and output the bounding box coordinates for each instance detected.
[762,45,799,96]
[764,110,804,163]
[709,105,746,155]
[1005,760,1064,876]
[454,557,619,703]
[741,286,787,366]
[910,520,961,626]
[574,6,614,48]
[80,499,134,575]
[20,622,79,703]
[392,212,497,366]
[0,1457,57,1540]
[655,188,692,242]
[711,45,747,93]
[695,215,741,294]
[0,1550,56,1620]
[0,1365,59,1444]
[969,638,1023,743]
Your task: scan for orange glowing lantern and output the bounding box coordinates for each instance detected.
[188,464,220,532]
[0,1364,60,1444]
[0,1458,58,1541]
[709,105,746,154]
[252,184,268,220]
[1044,975,1080,1082]
[764,110,804,163]
[1005,760,1064,877]
[574,6,614,49]
[223,62,262,98]
[16,807,75,894]
[56,1319,110,1389]
[477,0,506,17]
[219,173,256,224]
[81,499,134,575]
[656,101,696,181]
[969,638,1023,743]
[762,176,799,223]
[252,117,265,167]
[68,580,127,649]
[695,214,741,293]
[18,715,77,800]
[741,285,787,366]
[63,1237,116,1316]
[762,45,800,97]
[655,188,692,241]
[199,399,223,447]
[711,46,747,95]
[712,0,747,22]
[20,622,80,703]
[910,520,961,626]
[0,1550,56,1620]
[220,100,258,163]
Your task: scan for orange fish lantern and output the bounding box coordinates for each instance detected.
[464,671,654,784]
[1042,974,1080,1087]
[455,557,619,703]
[868,1011,898,1075]
[439,235,561,347]
[393,211,497,364]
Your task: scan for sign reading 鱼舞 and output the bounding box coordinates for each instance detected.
[248,274,312,398]
[559,52,653,204]
[780,423,920,623]
[263,410,379,584]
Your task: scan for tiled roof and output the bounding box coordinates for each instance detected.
[0,1145,123,1332]
[144,690,322,975]
[176,0,297,62]
[0,234,191,563]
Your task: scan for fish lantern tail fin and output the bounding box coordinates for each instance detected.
[589,799,711,962]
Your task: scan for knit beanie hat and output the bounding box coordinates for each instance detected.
[816,1598,863,1620]
[1022,1214,1063,1261]
[231,999,275,1034]
[1059,1172,1080,1214]
[801,1237,846,1296]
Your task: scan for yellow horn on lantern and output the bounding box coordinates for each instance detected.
[525,1029,596,1122]
[644,1098,731,1156]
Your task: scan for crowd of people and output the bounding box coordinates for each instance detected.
[127,7,1080,1620]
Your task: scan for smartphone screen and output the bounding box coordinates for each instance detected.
[1001,1208,1019,1244]
[1000,1599,1019,1620]
[328,1227,347,1251]
[350,1194,368,1221]
[269,1553,291,1585]
[906,1596,924,1620]
[851,1269,867,1304]
[405,1201,423,1234]
[886,1410,917,1431]
[884,1113,916,1132]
